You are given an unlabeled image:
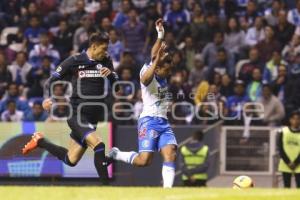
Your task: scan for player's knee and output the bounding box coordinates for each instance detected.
[137,156,152,167]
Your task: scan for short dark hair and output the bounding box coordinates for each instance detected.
[88,32,109,47]
[157,53,173,67]
[193,130,204,141]
[6,99,16,106]
[289,110,300,119]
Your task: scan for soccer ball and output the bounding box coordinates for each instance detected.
[233,175,254,189]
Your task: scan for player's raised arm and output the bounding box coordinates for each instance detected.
[151,18,164,60]
[141,43,167,86]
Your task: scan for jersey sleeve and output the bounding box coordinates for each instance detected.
[139,62,151,78]
[45,56,74,97]
[51,56,74,80]
[105,56,120,92]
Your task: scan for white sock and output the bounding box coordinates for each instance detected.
[162,162,175,188]
[116,151,138,164]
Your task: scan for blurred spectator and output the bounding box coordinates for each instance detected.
[256,26,281,63]
[73,15,95,52]
[0,53,12,98]
[188,54,208,88]
[272,64,288,103]
[178,4,205,49]
[68,0,87,29]
[172,51,186,72]
[182,36,197,70]
[117,67,138,103]
[224,17,245,60]
[164,32,178,53]
[118,50,139,77]
[113,0,131,29]
[277,111,300,188]
[27,56,53,99]
[246,68,262,102]
[202,31,231,67]
[264,0,283,26]
[164,0,190,33]
[236,47,262,84]
[24,101,48,121]
[121,8,147,65]
[1,100,24,122]
[179,130,209,187]
[194,80,209,106]
[198,12,221,47]
[8,52,32,86]
[245,16,265,46]
[204,0,237,21]
[20,2,41,27]
[197,83,226,124]
[208,47,234,81]
[59,0,77,15]
[257,83,285,126]
[98,17,113,33]
[108,28,124,67]
[287,0,300,26]
[53,19,73,60]
[29,33,60,68]
[0,83,30,115]
[220,74,234,97]
[282,34,300,63]
[263,51,287,83]
[239,0,261,28]
[224,80,249,125]
[6,29,26,63]
[274,10,295,49]
[24,15,46,50]
[169,70,193,124]
[95,0,115,24]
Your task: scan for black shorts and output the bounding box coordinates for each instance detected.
[67,98,104,148]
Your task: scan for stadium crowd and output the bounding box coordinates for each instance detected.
[0,0,299,125]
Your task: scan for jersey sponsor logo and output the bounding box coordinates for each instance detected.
[78,70,102,78]
[138,127,147,139]
[78,65,86,69]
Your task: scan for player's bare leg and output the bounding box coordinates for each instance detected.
[132,152,154,167]
[85,131,109,185]
[160,144,176,188]
[22,132,86,167]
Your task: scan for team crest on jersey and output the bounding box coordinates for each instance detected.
[138,127,147,138]
[96,64,103,70]
[142,140,150,148]
[78,71,86,78]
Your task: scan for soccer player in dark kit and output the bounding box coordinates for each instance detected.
[22,32,118,185]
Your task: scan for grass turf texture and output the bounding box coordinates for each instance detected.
[0,187,299,200]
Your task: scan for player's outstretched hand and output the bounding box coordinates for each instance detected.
[155,18,164,39]
[100,67,112,77]
[42,98,53,112]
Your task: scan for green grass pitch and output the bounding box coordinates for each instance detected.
[0,187,299,200]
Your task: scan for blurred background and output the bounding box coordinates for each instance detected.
[0,0,299,188]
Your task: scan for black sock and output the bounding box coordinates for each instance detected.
[38,138,75,167]
[94,142,109,185]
